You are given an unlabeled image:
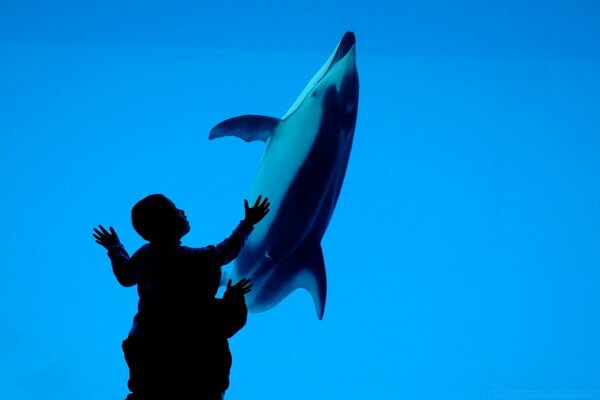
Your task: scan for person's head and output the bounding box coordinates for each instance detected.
[131,194,190,244]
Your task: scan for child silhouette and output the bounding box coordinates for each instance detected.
[94,194,269,400]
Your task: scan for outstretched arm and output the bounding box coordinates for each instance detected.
[93,225,137,287]
[222,278,253,338]
[208,196,270,267]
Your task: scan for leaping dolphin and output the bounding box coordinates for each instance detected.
[209,31,359,319]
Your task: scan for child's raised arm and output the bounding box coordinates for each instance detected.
[93,225,137,287]
[203,196,270,268]
[93,225,121,249]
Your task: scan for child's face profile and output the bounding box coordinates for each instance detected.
[166,199,190,239]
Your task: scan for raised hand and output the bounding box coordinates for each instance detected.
[244,195,270,225]
[93,225,121,250]
[224,278,253,300]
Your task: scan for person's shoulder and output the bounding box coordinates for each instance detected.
[129,243,152,261]
[179,244,216,255]
[132,243,151,255]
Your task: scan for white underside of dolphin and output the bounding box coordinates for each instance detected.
[209,31,359,319]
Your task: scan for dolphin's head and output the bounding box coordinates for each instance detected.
[331,31,356,67]
[282,31,358,121]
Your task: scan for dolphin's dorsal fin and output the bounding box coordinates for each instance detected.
[209,115,281,142]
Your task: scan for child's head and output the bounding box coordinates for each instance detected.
[131,194,190,244]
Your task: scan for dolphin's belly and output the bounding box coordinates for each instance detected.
[233,107,355,289]
[240,110,323,255]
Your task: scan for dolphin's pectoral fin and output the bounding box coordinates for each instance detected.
[209,115,281,142]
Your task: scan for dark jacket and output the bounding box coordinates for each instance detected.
[109,220,253,395]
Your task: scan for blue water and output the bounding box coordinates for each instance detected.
[1,1,600,399]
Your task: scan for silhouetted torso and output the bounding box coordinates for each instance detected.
[109,222,251,398]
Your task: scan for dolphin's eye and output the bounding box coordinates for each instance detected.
[312,90,317,97]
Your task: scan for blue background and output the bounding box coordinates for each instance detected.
[1,1,600,399]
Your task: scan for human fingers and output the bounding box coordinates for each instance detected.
[99,225,110,236]
[240,284,254,293]
[260,197,269,208]
[260,207,270,218]
[253,195,263,208]
[233,278,248,288]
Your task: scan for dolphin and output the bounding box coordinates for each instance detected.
[209,31,359,319]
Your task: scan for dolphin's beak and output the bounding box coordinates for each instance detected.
[332,31,356,64]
